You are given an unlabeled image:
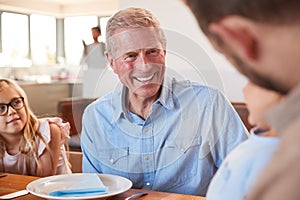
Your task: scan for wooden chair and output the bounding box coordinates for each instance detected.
[68,151,83,173]
[58,97,96,136]
[57,97,96,151]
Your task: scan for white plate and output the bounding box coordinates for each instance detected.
[26,173,132,200]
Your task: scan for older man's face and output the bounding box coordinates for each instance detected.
[108,28,166,99]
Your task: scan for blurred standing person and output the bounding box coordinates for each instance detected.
[183,0,300,199]
[81,26,107,98]
[80,7,248,196]
[81,26,106,69]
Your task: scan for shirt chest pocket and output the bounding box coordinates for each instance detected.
[153,143,202,192]
[96,147,130,169]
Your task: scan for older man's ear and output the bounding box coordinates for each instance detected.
[208,16,260,63]
[105,51,118,74]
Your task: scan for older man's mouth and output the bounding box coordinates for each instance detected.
[135,74,154,82]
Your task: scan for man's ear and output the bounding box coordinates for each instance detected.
[105,51,118,74]
[208,16,259,62]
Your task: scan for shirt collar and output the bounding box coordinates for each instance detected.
[156,76,175,110]
[112,76,176,122]
[112,86,128,121]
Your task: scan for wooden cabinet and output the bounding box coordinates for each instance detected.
[19,82,82,117]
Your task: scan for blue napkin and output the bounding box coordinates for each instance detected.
[49,174,107,197]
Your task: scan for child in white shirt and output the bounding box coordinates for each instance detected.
[0,78,71,176]
[207,82,283,199]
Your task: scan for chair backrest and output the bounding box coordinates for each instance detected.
[231,102,254,131]
[68,151,83,173]
[58,97,96,136]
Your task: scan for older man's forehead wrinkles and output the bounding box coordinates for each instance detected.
[108,27,164,59]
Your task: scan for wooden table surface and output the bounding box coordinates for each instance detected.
[0,173,205,200]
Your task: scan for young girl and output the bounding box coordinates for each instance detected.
[206,82,283,199]
[0,78,71,176]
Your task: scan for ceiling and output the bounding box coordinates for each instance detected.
[0,0,119,17]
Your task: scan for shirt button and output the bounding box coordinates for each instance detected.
[144,127,149,132]
[110,159,114,163]
[180,148,185,152]
[145,156,150,160]
[146,182,151,186]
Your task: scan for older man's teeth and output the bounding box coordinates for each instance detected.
[136,74,154,82]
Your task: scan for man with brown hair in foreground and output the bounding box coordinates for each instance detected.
[183,0,300,199]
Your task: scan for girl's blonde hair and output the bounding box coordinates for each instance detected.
[0,78,51,175]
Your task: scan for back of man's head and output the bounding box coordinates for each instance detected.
[183,0,300,33]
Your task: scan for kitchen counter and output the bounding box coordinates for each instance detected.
[16,79,80,85]
[18,80,82,117]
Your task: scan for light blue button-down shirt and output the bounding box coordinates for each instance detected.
[81,77,248,196]
[206,127,280,200]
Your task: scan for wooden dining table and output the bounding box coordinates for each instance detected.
[0,173,206,200]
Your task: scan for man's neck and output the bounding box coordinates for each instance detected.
[128,93,159,120]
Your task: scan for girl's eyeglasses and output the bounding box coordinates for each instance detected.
[0,97,24,116]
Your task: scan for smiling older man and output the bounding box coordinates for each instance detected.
[80,7,248,196]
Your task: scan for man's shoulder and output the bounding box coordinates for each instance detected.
[171,79,220,96]
[87,93,114,107]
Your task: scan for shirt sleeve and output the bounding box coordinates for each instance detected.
[204,90,249,167]
[37,117,71,157]
[81,143,103,173]
[80,100,105,173]
[37,119,51,157]
[46,117,71,144]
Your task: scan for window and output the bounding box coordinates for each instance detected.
[30,14,56,65]
[0,12,110,67]
[64,16,98,65]
[1,12,30,67]
[99,16,110,42]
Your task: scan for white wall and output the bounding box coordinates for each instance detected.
[119,0,247,102]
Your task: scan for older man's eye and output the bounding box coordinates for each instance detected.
[147,49,161,56]
[124,54,137,62]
